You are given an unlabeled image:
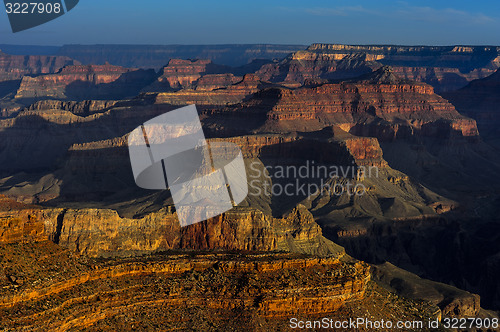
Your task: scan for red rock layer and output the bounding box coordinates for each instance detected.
[14,64,156,100]
[218,67,479,141]
[26,99,118,115]
[209,131,386,168]
[153,74,266,106]
[0,202,54,244]
[144,59,230,91]
[0,245,371,331]
[0,51,79,81]
[289,44,500,92]
[195,73,241,90]
[0,203,342,258]
[256,51,379,84]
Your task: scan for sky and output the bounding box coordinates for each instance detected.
[1,0,500,46]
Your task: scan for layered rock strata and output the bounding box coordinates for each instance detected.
[270,44,500,92]
[143,59,230,91]
[14,64,156,101]
[0,240,372,331]
[0,202,343,258]
[208,67,479,141]
[151,74,268,106]
[0,51,79,81]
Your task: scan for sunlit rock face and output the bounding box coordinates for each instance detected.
[14,64,156,101]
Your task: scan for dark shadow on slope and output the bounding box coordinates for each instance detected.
[0,79,21,98]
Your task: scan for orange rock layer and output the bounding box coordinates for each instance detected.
[14,64,156,100]
[1,204,343,258]
[0,245,370,332]
[0,51,79,81]
[207,68,479,141]
[274,44,500,91]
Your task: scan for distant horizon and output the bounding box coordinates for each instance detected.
[2,43,500,58]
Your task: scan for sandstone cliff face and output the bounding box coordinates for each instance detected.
[0,201,58,244]
[0,198,342,258]
[14,64,156,101]
[302,44,500,92]
[0,51,79,81]
[143,59,230,92]
[26,99,119,115]
[152,74,267,106]
[195,73,241,90]
[210,67,479,141]
[42,205,343,258]
[256,51,380,84]
[0,240,372,331]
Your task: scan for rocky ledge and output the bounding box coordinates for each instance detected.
[0,240,373,331]
[207,67,479,141]
[14,64,156,101]
[0,202,343,258]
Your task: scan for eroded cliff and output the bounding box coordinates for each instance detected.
[14,64,156,101]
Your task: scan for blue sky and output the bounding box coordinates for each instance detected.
[1,0,500,45]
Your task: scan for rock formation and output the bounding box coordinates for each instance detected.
[150,74,269,106]
[292,44,500,92]
[12,43,499,93]
[256,51,380,84]
[1,48,500,320]
[143,59,231,92]
[26,99,119,115]
[195,73,241,91]
[373,262,481,317]
[0,197,489,330]
[0,50,81,99]
[0,197,342,258]
[0,50,79,81]
[207,66,479,141]
[14,64,156,101]
[49,205,343,258]
[0,238,374,331]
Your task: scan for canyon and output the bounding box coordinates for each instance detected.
[0,43,499,328]
[0,196,486,330]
